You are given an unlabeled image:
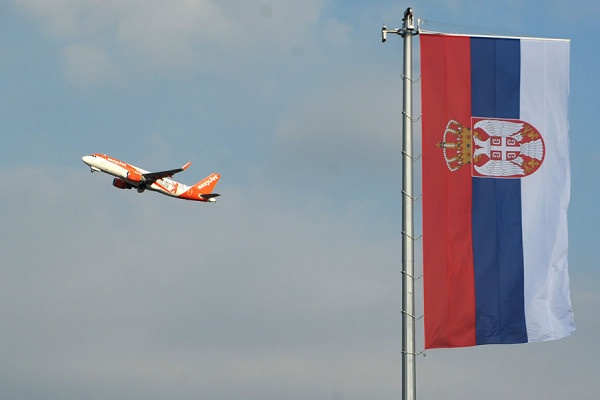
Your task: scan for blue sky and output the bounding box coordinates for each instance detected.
[1,1,598,399]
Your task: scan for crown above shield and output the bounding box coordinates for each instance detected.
[436,120,472,171]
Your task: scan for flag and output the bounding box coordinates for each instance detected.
[420,33,575,349]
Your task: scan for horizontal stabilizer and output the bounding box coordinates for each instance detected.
[199,193,220,199]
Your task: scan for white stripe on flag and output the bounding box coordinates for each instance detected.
[520,39,575,342]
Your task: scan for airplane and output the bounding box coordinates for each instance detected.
[81,154,220,202]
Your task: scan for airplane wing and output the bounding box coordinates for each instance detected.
[142,162,191,183]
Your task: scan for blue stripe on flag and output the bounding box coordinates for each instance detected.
[471,38,521,118]
[470,37,528,344]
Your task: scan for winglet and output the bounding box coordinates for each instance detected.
[182,162,191,170]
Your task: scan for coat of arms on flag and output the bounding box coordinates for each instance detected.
[437,118,545,178]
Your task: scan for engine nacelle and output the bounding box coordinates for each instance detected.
[126,170,143,182]
[113,178,132,189]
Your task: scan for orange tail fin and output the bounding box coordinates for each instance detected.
[195,173,220,194]
[179,173,221,201]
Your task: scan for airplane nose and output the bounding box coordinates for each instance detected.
[82,155,92,165]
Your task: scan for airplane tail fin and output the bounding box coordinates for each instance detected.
[180,173,221,201]
[195,173,220,194]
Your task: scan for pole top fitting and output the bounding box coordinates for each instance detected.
[381,8,417,43]
[403,8,415,32]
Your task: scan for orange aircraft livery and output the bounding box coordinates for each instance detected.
[82,154,220,202]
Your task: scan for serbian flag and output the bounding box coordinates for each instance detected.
[420,33,575,349]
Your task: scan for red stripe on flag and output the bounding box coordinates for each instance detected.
[421,35,476,348]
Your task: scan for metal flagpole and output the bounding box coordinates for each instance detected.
[382,7,417,400]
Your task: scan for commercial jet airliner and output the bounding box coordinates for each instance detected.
[82,154,220,202]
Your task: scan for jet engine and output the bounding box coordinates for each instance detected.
[126,170,143,182]
[113,178,132,189]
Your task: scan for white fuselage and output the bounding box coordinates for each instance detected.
[81,155,191,197]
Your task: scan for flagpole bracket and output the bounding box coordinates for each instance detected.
[402,111,422,122]
[402,151,422,162]
[402,190,422,201]
[382,26,399,43]
[402,350,426,357]
[401,270,415,279]
[402,75,421,83]
[401,272,422,282]
[402,231,422,241]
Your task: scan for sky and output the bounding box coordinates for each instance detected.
[1,0,599,399]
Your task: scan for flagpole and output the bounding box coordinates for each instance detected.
[382,8,417,400]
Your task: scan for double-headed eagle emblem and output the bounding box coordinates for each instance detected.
[437,118,545,178]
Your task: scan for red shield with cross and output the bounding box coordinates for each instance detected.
[489,136,521,161]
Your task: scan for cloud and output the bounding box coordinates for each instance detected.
[0,165,404,399]
[61,44,117,84]
[322,17,353,48]
[418,282,599,399]
[2,162,593,399]
[271,72,402,180]
[13,0,329,77]
[4,2,598,398]
[266,65,423,218]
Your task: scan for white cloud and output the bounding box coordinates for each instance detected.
[13,0,329,76]
[61,44,117,84]
[1,141,597,400]
[418,282,599,399]
[0,165,404,399]
[4,1,598,398]
[272,72,402,171]
[322,17,353,48]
